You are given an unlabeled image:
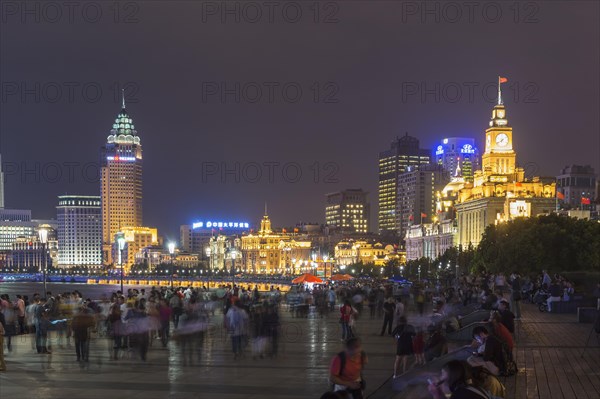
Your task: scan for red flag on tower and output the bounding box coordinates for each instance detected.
[421,212,427,218]
[557,192,565,200]
[409,215,414,221]
[581,197,591,205]
[499,77,508,83]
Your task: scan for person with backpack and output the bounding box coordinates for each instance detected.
[329,337,367,399]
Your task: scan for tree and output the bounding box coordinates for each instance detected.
[475,214,600,275]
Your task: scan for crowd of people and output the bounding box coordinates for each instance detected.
[1,271,598,399]
[321,269,599,399]
[0,284,285,370]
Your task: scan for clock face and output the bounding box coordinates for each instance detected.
[496,133,509,147]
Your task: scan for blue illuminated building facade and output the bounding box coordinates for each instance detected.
[180,220,251,254]
[433,137,480,182]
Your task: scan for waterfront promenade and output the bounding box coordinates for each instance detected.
[0,283,598,399]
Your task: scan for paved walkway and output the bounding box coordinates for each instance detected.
[0,305,398,399]
[386,303,600,399]
[1,302,597,399]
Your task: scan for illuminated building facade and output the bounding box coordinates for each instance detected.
[6,224,57,271]
[135,246,200,271]
[180,220,250,254]
[556,165,596,209]
[0,209,31,222]
[57,195,102,268]
[405,219,456,261]
[334,239,403,267]
[325,189,370,233]
[378,134,431,233]
[455,84,556,247]
[101,100,143,264]
[433,137,480,182]
[111,226,159,272]
[397,164,450,241]
[240,212,311,274]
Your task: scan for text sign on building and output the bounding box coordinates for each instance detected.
[106,156,136,162]
[192,221,250,229]
[460,144,475,154]
[435,145,444,155]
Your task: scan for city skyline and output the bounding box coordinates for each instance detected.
[2,3,598,240]
[1,91,597,241]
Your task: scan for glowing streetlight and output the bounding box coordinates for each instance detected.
[116,232,126,293]
[168,242,176,288]
[38,227,48,296]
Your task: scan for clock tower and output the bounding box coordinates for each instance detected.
[481,96,516,176]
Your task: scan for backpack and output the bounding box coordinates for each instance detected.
[330,351,366,390]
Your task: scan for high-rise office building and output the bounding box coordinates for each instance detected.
[397,164,450,241]
[57,195,102,268]
[433,137,480,182]
[101,99,143,264]
[378,134,430,233]
[556,165,596,209]
[0,153,4,208]
[325,189,370,233]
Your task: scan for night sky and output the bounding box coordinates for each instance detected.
[1,1,599,242]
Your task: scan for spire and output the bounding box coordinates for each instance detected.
[121,89,126,110]
[497,76,508,105]
[264,202,268,216]
[497,76,502,105]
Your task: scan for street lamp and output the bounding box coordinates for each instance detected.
[230,248,237,288]
[168,242,176,289]
[205,246,212,275]
[38,227,48,297]
[116,232,126,294]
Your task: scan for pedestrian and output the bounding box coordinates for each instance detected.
[329,337,367,399]
[510,272,522,320]
[393,317,415,377]
[428,360,492,399]
[415,289,425,316]
[380,297,394,336]
[225,300,249,359]
[392,297,405,328]
[71,305,95,362]
[413,327,425,366]
[0,311,6,371]
[340,300,355,341]
[34,296,50,354]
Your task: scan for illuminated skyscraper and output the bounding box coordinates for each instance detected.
[101,98,143,264]
[57,195,102,268]
[0,153,4,208]
[325,189,370,233]
[433,137,480,182]
[378,134,430,234]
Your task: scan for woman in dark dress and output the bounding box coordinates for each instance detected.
[393,317,415,378]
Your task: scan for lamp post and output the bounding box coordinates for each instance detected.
[230,248,237,288]
[168,242,176,289]
[38,227,48,296]
[116,232,126,294]
[205,246,212,276]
